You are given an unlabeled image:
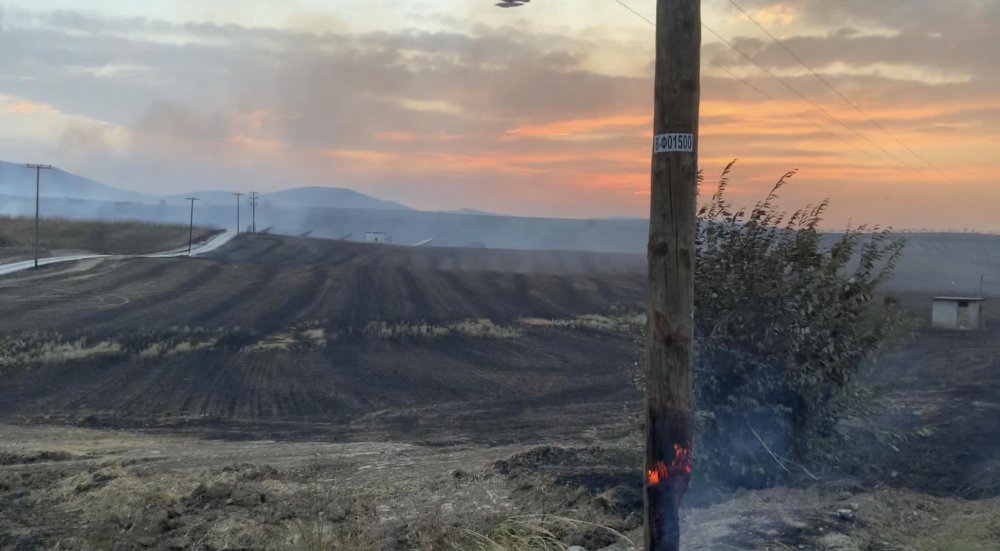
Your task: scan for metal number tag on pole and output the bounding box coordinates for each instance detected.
[653,133,694,154]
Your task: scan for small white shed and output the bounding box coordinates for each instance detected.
[931,297,985,330]
[365,231,390,244]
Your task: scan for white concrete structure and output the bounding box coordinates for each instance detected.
[365,231,390,244]
[931,297,985,330]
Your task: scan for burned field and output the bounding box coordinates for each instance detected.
[2,234,1000,550]
[0,234,644,335]
[0,235,645,432]
[0,234,652,550]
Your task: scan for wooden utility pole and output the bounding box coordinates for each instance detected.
[185,197,199,255]
[25,164,52,269]
[233,192,244,235]
[644,0,700,550]
[249,192,259,233]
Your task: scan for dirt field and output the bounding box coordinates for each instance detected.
[1,234,999,550]
[0,234,644,336]
[0,235,643,423]
[856,327,1000,499]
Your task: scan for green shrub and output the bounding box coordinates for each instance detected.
[637,162,914,488]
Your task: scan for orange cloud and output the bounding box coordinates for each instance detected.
[5,99,57,114]
[373,131,462,143]
[226,134,285,153]
[326,148,400,163]
[374,131,419,142]
[504,114,649,139]
[120,86,996,228]
[229,110,274,132]
[327,148,546,176]
[327,145,647,175]
[740,2,801,26]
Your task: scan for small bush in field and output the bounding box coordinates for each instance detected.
[635,162,914,488]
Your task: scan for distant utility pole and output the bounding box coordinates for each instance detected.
[233,192,244,235]
[644,0,700,550]
[25,164,52,269]
[249,192,259,233]
[185,197,199,256]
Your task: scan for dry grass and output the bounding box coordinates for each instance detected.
[0,337,123,370]
[248,333,298,351]
[301,328,327,346]
[459,515,635,551]
[282,512,631,551]
[48,459,621,551]
[245,326,326,351]
[0,317,527,371]
[277,483,384,551]
[518,313,645,333]
[0,215,218,257]
[16,430,1000,551]
[285,514,381,551]
[0,449,78,465]
[898,509,1000,551]
[138,338,218,358]
[51,463,289,549]
[363,319,523,340]
[57,465,195,521]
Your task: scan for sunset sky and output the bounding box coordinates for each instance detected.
[0,0,997,229]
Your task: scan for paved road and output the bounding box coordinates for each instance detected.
[0,230,235,276]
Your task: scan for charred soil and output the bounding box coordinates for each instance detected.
[1,235,999,549]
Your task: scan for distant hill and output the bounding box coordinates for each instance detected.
[167,186,410,211]
[878,232,1000,296]
[0,160,411,212]
[158,191,239,207]
[267,187,410,210]
[15,161,1000,290]
[450,208,502,216]
[0,160,153,204]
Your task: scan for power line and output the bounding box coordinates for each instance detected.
[612,0,654,25]
[699,23,931,181]
[706,60,889,167]
[609,0,937,183]
[614,0,924,179]
[724,0,953,184]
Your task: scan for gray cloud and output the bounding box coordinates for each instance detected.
[719,0,999,77]
[7,5,990,155]
[58,122,113,157]
[135,101,234,142]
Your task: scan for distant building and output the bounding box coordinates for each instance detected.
[365,231,390,244]
[931,297,985,330]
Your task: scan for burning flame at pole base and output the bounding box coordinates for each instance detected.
[647,443,693,486]
[645,443,693,551]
